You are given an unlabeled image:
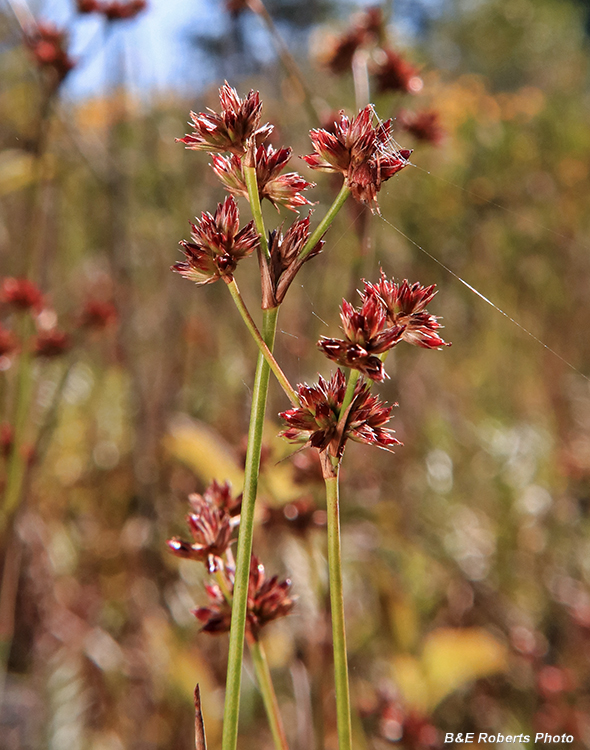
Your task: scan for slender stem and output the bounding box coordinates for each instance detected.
[222,306,279,750]
[339,369,360,423]
[243,163,269,260]
[1,319,35,532]
[225,279,298,405]
[298,183,351,263]
[324,466,352,750]
[250,638,290,750]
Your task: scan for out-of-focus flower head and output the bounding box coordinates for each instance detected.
[101,0,146,20]
[397,109,444,146]
[1,278,43,311]
[177,82,273,156]
[319,6,385,75]
[318,289,405,381]
[211,145,314,213]
[0,325,17,358]
[23,22,75,84]
[302,106,412,212]
[280,369,400,458]
[78,299,118,330]
[172,195,259,285]
[167,493,234,573]
[194,556,294,640]
[372,48,422,95]
[260,215,324,308]
[364,271,450,349]
[189,479,242,518]
[34,329,71,357]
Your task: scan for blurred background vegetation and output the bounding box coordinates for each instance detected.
[1,0,590,748]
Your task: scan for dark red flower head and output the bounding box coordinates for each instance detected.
[280,369,400,458]
[100,0,146,20]
[78,300,118,330]
[302,106,412,212]
[372,48,422,95]
[260,214,324,308]
[189,479,242,517]
[397,110,444,146]
[193,556,294,640]
[23,23,75,83]
[172,195,259,285]
[211,144,314,213]
[168,495,234,574]
[364,271,450,349]
[34,329,71,358]
[2,278,43,311]
[318,289,405,381]
[177,82,273,155]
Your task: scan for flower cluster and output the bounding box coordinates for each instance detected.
[167,481,295,639]
[194,556,295,641]
[211,145,315,213]
[280,369,400,458]
[319,7,385,75]
[172,195,259,285]
[177,82,272,156]
[23,23,75,83]
[76,0,146,19]
[364,271,450,350]
[318,293,405,381]
[302,107,412,212]
[372,49,422,95]
[397,110,444,146]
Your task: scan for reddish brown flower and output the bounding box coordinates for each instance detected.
[189,479,241,518]
[302,106,412,212]
[168,495,233,573]
[194,556,294,640]
[211,145,314,212]
[177,82,272,156]
[23,23,75,83]
[372,48,422,94]
[320,7,385,75]
[280,369,400,457]
[397,109,444,146]
[34,329,71,357]
[172,196,259,285]
[0,325,17,357]
[364,271,450,349]
[78,300,118,330]
[100,0,146,20]
[318,291,405,381]
[1,278,43,311]
[260,215,324,308]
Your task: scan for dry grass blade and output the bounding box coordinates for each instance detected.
[194,685,207,750]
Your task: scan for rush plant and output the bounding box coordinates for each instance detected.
[170,82,449,750]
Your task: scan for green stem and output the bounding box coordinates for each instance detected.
[298,183,351,262]
[1,320,35,532]
[250,638,290,750]
[225,278,298,405]
[339,369,360,423]
[222,306,278,750]
[243,164,269,260]
[324,465,352,750]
